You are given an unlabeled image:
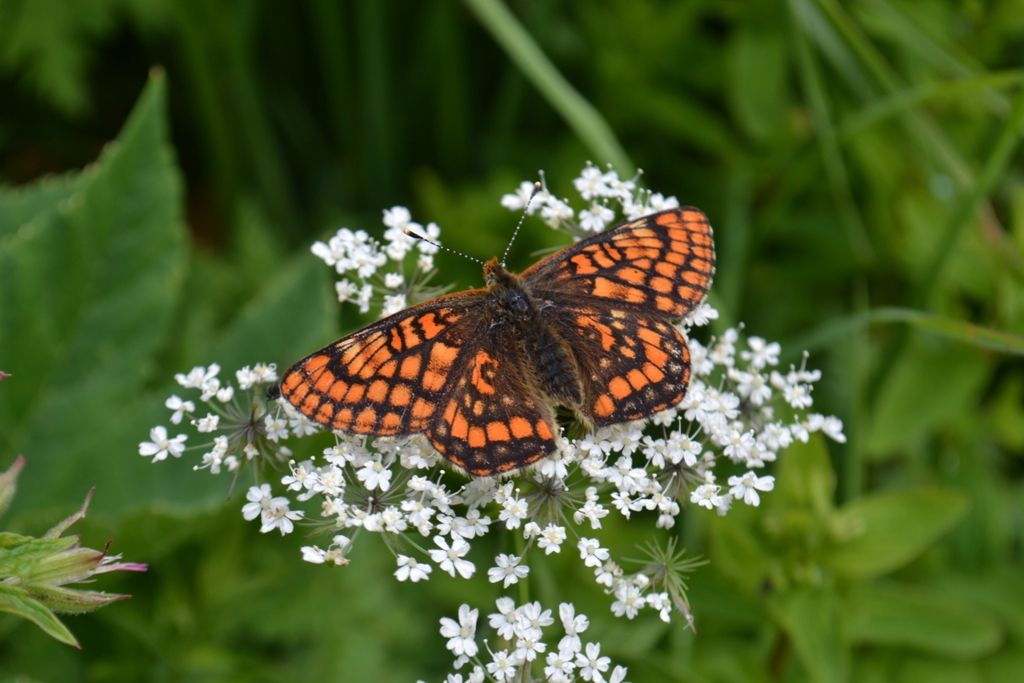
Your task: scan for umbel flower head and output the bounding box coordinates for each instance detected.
[140,164,845,678]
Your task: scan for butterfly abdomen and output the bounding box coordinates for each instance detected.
[519,319,583,407]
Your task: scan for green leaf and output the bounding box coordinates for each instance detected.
[767,587,848,683]
[206,249,336,371]
[0,72,187,513]
[774,434,836,517]
[0,584,79,648]
[823,487,968,580]
[845,582,1001,659]
[0,171,78,240]
[864,336,989,458]
[708,512,773,593]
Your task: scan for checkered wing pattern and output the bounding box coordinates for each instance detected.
[549,304,691,425]
[522,207,715,318]
[429,340,557,476]
[279,292,488,436]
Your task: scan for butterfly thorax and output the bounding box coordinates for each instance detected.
[483,257,584,408]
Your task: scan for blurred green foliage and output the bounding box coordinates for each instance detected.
[1,0,1023,681]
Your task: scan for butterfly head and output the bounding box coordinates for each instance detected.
[483,257,530,317]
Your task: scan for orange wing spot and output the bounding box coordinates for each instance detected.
[535,420,552,440]
[650,276,673,293]
[470,350,498,394]
[570,254,597,274]
[357,346,392,379]
[665,251,686,266]
[315,403,335,422]
[282,373,302,393]
[637,326,661,346]
[366,379,389,403]
[354,407,377,431]
[623,247,661,261]
[646,345,669,366]
[389,327,403,350]
[399,355,421,380]
[591,249,615,269]
[333,407,354,429]
[654,261,678,278]
[443,399,457,422]
[451,412,469,439]
[377,360,397,378]
[389,383,411,407]
[592,277,645,304]
[328,380,349,401]
[468,426,486,448]
[618,266,646,285]
[621,346,637,359]
[343,384,365,404]
[681,208,706,224]
[423,370,446,392]
[315,370,336,393]
[472,399,485,416]
[669,239,691,256]
[691,257,713,273]
[609,376,632,399]
[487,421,511,441]
[380,412,402,433]
[643,363,665,382]
[419,312,446,339]
[655,295,677,312]
[579,317,615,351]
[509,416,533,439]
[288,381,310,404]
[429,342,459,369]
[300,394,320,415]
[677,285,699,301]
[683,270,706,285]
[412,398,435,421]
[626,368,648,390]
[594,394,615,418]
[304,354,330,373]
[400,320,421,348]
[495,460,519,473]
[656,212,681,227]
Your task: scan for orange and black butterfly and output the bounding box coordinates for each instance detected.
[278,208,715,476]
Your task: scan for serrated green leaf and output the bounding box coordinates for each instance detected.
[767,587,848,683]
[845,582,1001,659]
[206,250,336,371]
[0,73,187,513]
[0,171,78,240]
[824,487,968,580]
[0,583,79,648]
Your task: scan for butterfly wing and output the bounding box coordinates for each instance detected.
[279,291,489,436]
[547,303,691,425]
[522,207,713,426]
[522,207,715,318]
[428,330,558,476]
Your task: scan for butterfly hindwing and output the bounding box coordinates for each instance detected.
[279,292,487,436]
[548,303,691,426]
[522,207,715,319]
[429,332,558,476]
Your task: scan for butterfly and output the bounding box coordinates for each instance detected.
[278,208,715,476]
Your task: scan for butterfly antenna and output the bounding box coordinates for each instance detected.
[501,180,544,267]
[404,229,484,266]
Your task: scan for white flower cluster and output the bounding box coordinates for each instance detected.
[140,164,847,671]
[501,162,680,237]
[311,206,442,315]
[437,601,629,683]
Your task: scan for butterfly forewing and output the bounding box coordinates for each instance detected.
[522,207,715,317]
[279,293,487,435]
